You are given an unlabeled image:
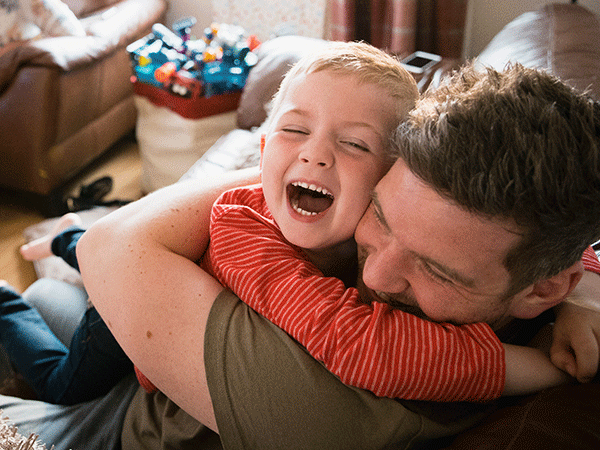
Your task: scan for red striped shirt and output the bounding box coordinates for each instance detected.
[582,246,600,274]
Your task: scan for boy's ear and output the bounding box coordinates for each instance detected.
[260,134,266,169]
[510,261,584,319]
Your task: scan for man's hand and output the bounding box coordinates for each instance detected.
[551,270,600,382]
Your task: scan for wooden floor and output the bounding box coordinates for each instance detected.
[0,136,143,293]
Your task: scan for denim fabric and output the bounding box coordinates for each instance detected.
[0,279,138,450]
[0,226,135,404]
[50,225,84,271]
[0,284,133,404]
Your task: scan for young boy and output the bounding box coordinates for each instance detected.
[3,42,598,405]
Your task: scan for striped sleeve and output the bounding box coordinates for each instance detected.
[582,246,600,275]
[202,187,505,402]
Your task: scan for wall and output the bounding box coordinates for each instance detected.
[163,0,325,42]
[164,0,600,58]
[164,0,213,37]
[465,0,600,58]
[211,0,326,42]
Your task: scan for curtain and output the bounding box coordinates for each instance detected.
[325,0,468,58]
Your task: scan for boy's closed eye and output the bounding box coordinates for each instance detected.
[282,127,309,135]
[340,139,371,152]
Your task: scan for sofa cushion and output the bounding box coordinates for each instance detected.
[0,0,165,93]
[445,382,600,450]
[61,0,122,18]
[0,0,85,46]
[236,35,329,130]
[475,3,600,100]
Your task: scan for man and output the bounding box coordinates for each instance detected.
[356,63,600,364]
[1,63,599,449]
[77,62,600,448]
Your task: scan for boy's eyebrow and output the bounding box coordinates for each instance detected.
[372,190,476,289]
[283,108,309,117]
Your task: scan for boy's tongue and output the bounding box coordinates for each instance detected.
[288,184,334,214]
[297,191,332,213]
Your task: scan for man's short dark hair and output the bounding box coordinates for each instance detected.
[393,63,600,295]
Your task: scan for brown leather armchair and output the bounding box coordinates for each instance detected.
[0,0,167,200]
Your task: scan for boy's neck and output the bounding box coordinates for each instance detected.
[302,239,358,288]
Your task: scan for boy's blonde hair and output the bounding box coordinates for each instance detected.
[265,41,419,131]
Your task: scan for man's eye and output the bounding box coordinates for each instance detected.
[371,203,384,226]
[422,262,452,284]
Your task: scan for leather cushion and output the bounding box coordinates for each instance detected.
[61,0,122,18]
[475,3,600,100]
[236,35,329,130]
[446,382,600,450]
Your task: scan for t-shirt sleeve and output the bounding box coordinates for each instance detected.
[204,290,492,449]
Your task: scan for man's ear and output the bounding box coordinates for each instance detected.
[510,261,584,319]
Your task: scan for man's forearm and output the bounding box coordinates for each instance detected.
[79,166,261,262]
[75,166,260,430]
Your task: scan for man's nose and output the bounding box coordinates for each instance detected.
[298,138,334,168]
[356,207,412,294]
[362,253,411,294]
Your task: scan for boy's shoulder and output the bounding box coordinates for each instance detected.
[212,184,272,223]
[217,184,265,207]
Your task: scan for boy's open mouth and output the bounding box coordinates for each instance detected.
[287,181,334,216]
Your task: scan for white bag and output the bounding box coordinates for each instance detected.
[134,96,237,192]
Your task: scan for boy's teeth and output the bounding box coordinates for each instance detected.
[291,198,318,216]
[376,291,393,302]
[291,181,332,197]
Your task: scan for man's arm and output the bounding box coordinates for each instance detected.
[76,166,260,432]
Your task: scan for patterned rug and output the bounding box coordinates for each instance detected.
[0,411,49,449]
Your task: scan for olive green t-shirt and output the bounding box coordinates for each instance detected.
[123,289,496,449]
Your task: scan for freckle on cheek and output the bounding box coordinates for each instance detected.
[146,331,152,339]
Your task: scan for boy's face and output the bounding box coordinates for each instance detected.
[261,70,399,250]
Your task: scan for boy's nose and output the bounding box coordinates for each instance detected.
[298,142,334,168]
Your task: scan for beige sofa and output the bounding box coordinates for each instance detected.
[0,0,167,200]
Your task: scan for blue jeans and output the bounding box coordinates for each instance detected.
[0,279,138,450]
[0,227,133,405]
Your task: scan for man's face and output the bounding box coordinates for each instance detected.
[354,159,526,329]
